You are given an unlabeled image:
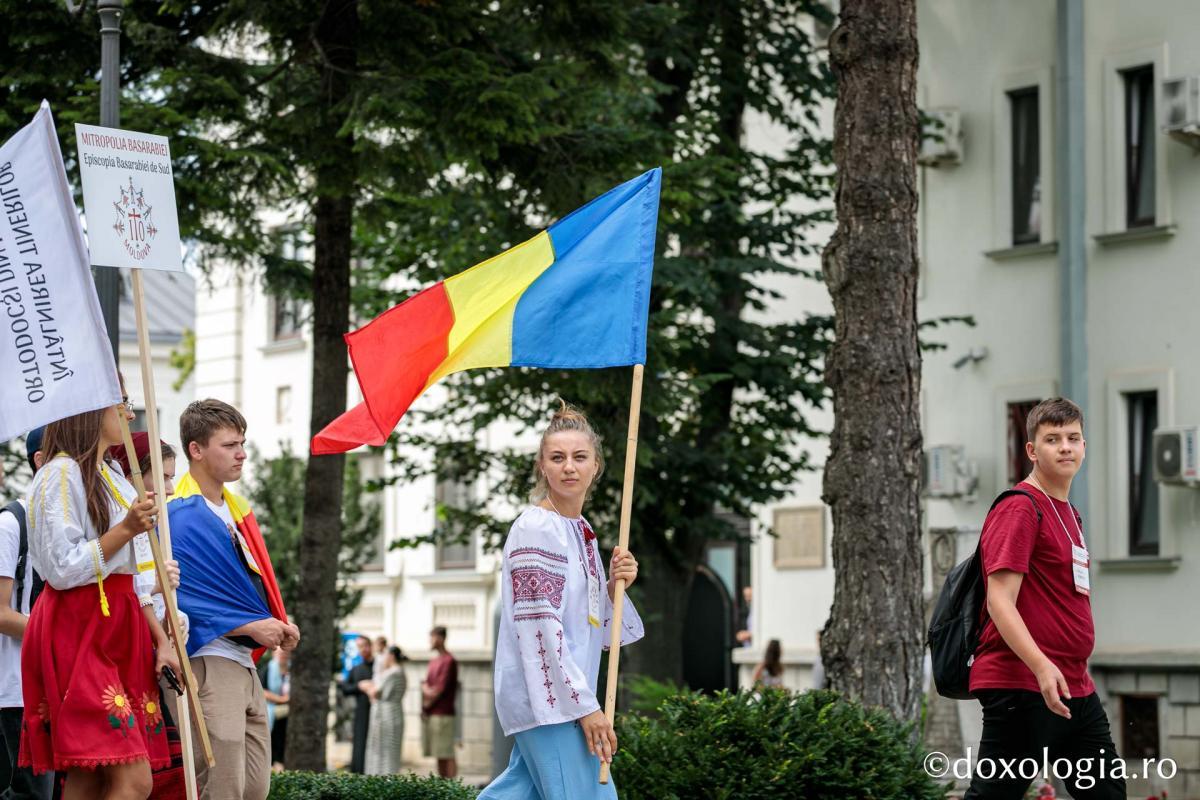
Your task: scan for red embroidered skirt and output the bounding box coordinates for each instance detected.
[19,574,171,773]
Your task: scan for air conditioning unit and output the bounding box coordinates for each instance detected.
[1163,76,1200,132]
[1153,426,1200,486]
[923,445,978,498]
[918,107,963,167]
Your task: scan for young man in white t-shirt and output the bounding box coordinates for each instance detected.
[169,400,298,800]
[0,429,51,800]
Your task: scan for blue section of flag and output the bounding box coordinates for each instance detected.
[169,495,272,657]
[511,167,661,368]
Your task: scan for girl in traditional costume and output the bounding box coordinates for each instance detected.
[111,432,189,800]
[480,403,643,800]
[109,432,183,632]
[20,395,178,799]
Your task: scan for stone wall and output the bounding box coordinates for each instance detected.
[397,650,495,776]
[1095,667,1200,799]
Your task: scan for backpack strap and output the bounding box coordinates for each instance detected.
[988,487,1043,522]
[971,488,1043,629]
[5,500,43,614]
[5,501,28,613]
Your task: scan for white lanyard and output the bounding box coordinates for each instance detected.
[1027,478,1086,552]
[1027,477,1091,595]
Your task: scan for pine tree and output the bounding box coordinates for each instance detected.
[820,0,925,720]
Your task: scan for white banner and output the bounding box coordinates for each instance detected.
[0,102,122,442]
[76,122,182,272]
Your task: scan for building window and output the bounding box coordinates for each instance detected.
[1126,391,1160,556]
[434,454,475,570]
[275,386,292,425]
[1008,87,1041,245]
[1006,400,1040,485]
[270,296,303,342]
[1123,65,1156,228]
[354,454,385,571]
[1120,695,1160,759]
[432,601,476,632]
[269,226,309,343]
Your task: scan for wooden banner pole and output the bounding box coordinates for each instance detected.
[598,363,644,785]
[125,269,215,777]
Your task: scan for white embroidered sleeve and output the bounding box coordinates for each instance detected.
[602,565,645,649]
[29,459,117,590]
[134,570,155,606]
[506,521,599,724]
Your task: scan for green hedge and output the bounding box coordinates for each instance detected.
[267,771,479,800]
[612,688,947,800]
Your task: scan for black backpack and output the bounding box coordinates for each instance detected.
[4,500,44,614]
[927,489,1041,699]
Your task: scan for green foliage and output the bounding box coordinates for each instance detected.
[169,328,196,391]
[613,689,947,800]
[246,447,380,624]
[370,0,837,684]
[377,0,836,556]
[625,674,686,716]
[267,771,477,800]
[0,438,30,504]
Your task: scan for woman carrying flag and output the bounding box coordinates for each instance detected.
[20,389,177,799]
[480,402,644,800]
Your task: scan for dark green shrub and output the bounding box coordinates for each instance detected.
[625,674,686,716]
[267,771,478,800]
[612,689,947,800]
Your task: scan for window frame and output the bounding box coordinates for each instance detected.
[990,68,1055,251]
[1008,86,1042,246]
[1005,398,1041,486]
[1103,44,1171,234]
[1122,65,1158,229]
[433,453,477,571]
[269,294,303,343]
[1106,368,1174,560]
[1124,390,1161,557]
[993,380,1057,496]
[1118,693,1162,761]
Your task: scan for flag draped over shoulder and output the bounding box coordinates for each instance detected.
[168,473,288,661]
[311,167,662,455]
[0,102,121,441]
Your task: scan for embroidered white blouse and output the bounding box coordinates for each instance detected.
[493,506,645,736]
[27,455,153,601]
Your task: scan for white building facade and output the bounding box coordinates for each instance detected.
[747,3,1200,798]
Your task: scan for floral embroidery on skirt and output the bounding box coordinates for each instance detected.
[19,575,170,773]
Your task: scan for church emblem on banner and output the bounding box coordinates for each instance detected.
[112,176,158,261]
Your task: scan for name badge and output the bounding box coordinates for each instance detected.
[587,565,602,629]
[133,531,155,573]
[1071,543,1090,595]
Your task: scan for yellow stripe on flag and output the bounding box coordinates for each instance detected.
[426,231,555,386]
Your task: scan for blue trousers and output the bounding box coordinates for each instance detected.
[479,721,618,800]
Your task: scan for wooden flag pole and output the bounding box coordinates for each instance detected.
[598,363,644,785]
[124,268,215,777]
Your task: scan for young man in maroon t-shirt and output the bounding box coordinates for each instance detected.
[965,398,1124,799]
[421,625,459,778]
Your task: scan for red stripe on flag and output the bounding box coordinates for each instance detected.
[311,282,455,454]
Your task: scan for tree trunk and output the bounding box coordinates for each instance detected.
[286,0,358,772]
[820,0,924,722]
